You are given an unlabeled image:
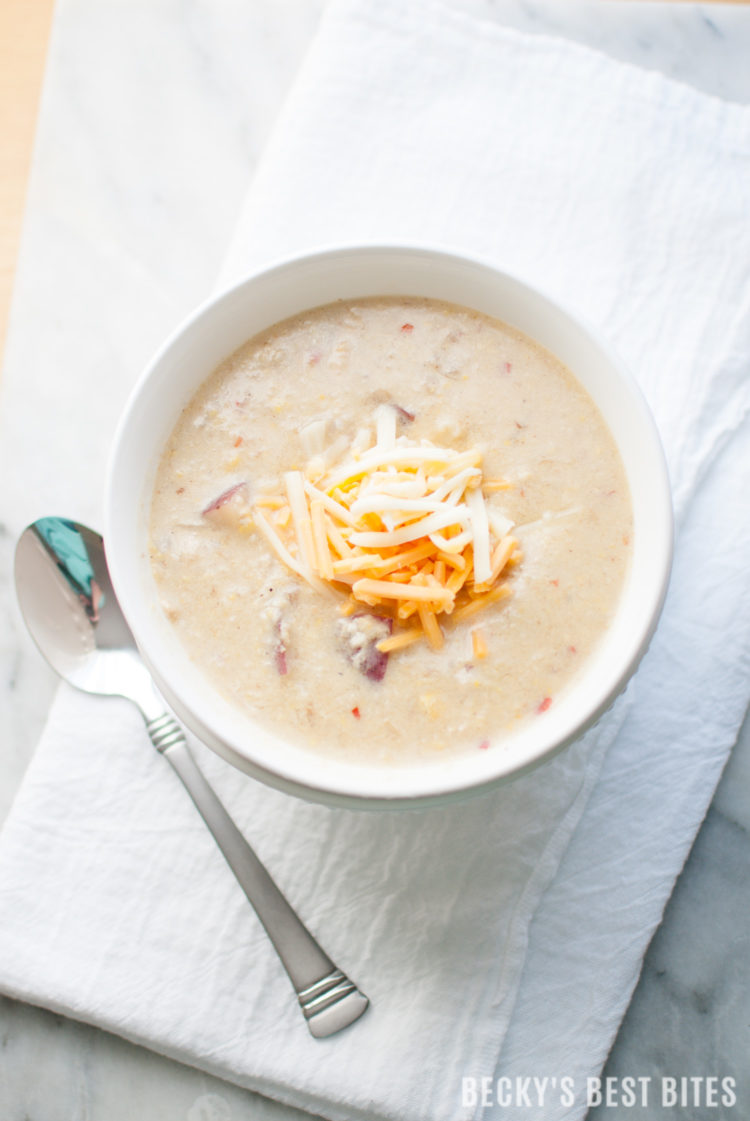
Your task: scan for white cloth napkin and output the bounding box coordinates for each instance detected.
[2,2,750,1120]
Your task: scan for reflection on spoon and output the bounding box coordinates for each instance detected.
[33,516,103,621]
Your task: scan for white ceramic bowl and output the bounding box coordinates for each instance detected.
[106,245,672,809]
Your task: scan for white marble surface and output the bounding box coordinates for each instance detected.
[1,2,749,1118]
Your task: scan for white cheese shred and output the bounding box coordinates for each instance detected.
[467,486,492,584]
[284,470,317,575]
[253,507,305,578]
[375,403,397,450]
[349,506,471,549]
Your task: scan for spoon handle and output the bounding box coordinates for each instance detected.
[145,712,369,1038]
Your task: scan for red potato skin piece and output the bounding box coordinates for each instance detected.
[202,482,247,516]
[394,404,415,424]
[350,614,392,682]
[364,649,389,682]
[275,643,288,676]
[362,616,392,682]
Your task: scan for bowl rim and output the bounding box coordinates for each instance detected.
[105,242,673,809]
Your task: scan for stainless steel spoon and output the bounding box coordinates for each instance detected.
[14,517,369,1038]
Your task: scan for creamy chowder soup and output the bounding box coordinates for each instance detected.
[149,297,632,764]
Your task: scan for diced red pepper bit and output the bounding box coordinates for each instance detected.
[401,323,414,332]
[550,578,559,587]
[234,436,243,447]
[538,696,552,714]
[176,487,185,495]
[478,738,490,750]
[351,706,361,719]
[504,361,512,374]
[568,645,577,654]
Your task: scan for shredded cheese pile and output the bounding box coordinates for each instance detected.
[250,406,521,654]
